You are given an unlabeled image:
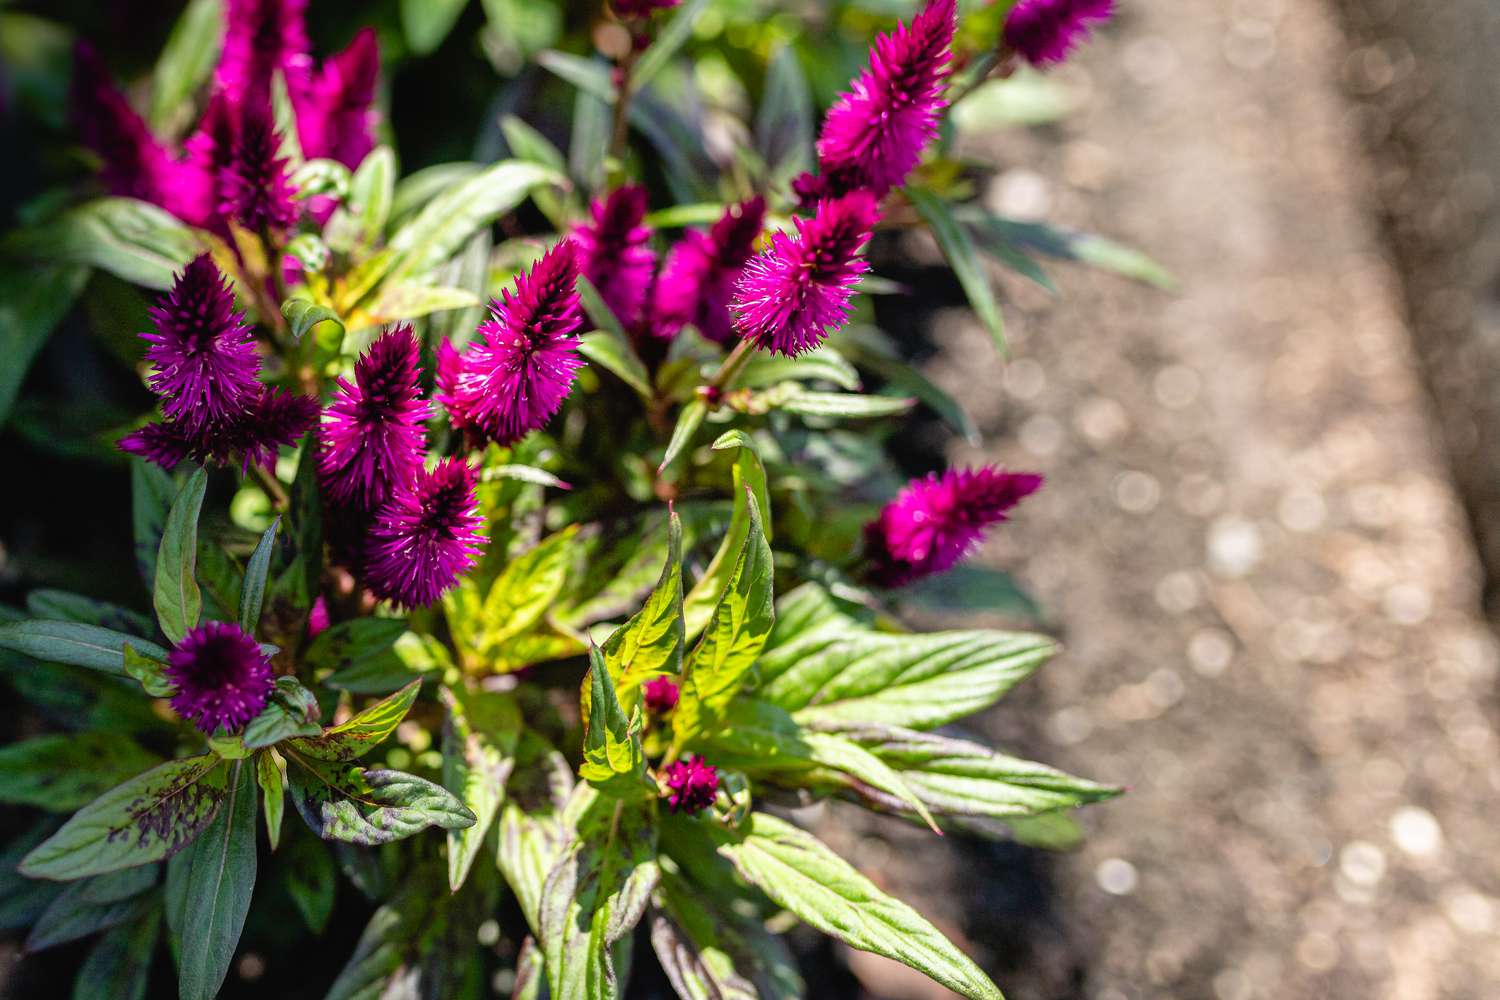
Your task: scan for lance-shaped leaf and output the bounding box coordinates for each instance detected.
[241,677,323,750]
[682,437,769,638]
[303,618,408,692]
[153,466,207,644]
[284,753,475,845]
[579,331,653,401]
[0,733,162,812]
[480,526,578,649]
[176,759,257,1000]
[5,198,198,290]
[651,868,803,1000]
[0,621,167,675]
[26,866,159,951]
[148,0,222,132]
[20,755,229,880]
[238,517,279,632]
[323,869,437,1000]
[123,643,175,696]
[498,733,577,935]
[704,811,1004,1000]
[281,299,343,342]
[255,751,284,850]
[673,493,774,750]
[325,146,396,254]
[281,828,336,932]
[441,684,519,892]
[0,260,88,429]
[25,590,154,635]
[539,791,660,1000]
[72,905,161,1000]
[284,678,420,761]
[908,187,1005,356]
[580,647,653,800]
[130,458,177,587]
[657,398,706,475]
[367,283,482,324]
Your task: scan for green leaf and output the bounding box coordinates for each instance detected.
[958,210,1175,289]
[673,493,774,749]
[401,0,468,54]
[285,434,323,606]
[704,811,1004,1000]
[498,735,577,934]
[737,348,860,392]
[681,438,769,638]
[894,564,1042,620]
[540,791,659,1000]
[285,753,475,846]
[27,866,158,951]
[501,114,568,174]
[576,274,631,344]
[238,516,279,632]
[754,42,814,187]
[538,49,614,101]
[284,679,421,762]
[580,648,652,800]
[280,299,343,342]
[579,331,653,401]
[255,752,283,850]
[71,906,161,1000]
[631,0,707,89]
[951,74,1073,131]
[123,644,175,697]
[480,527,577,648]
[25,589,154,636]
[241,676,323,750]
[176,759,257,1000]
[907,187,1005,355]
[778,389,914,420]
[290,158,351,201]
[758,628,1056,731]
[651,868,804,1000]
[658,398,707,474]
[389,162,483,227]
[302,618,408,695]
[131,458,176,588]
[5,198,198,290]
[441,684,519,892]
[1002,810,1085,850]
[325,146,396,254]
[153,466,207,645]
[385,161,563,285]
[0,263,88,427]
[0,734,162,812]
[0,620,166,675]
[840,329,979,445]
[596,511,684,712]
[280,827,335,932]
[367,283,482,324]
[20,755,229,880]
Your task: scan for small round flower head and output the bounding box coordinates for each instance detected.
[294,27,380,169]
[164,621,275,735]
[141,255,261,436]
[219,100,298,232]
[864,467,1044,586]
[663,755,719,814]
[654,197,766,343]
[1003,0,1116,68]
[364,458,485,609]
[734,191,880,356]
[446,243,585,446]
[319,325,431,513]
[799,0,956,204]
[573,185,656,329]
[642,675,680,714]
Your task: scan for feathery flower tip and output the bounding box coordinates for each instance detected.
[364,458,485,609]
[663,755,718,814]
[319,325,431,512]
[1004,0,1116,67]
[164,621,275,735]
[70,42,187,212]
[218,0,312,103]
[654,196,766,343]
[642,676,680,714]
[574,185,656,329]
[865,467,1044,586]
[220,101,298,232]
[733,191,879,356]
[295,27,380,168]
[448,243,585,446]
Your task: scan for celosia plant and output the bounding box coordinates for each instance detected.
[0,0,1167,997]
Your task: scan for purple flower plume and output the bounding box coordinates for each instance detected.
[1004,0,1116,67]
[864,466,1044,587]
[733,191,879,356]
[364,458,485,608]
[293,27,380,169]
[642,675,680,714]
[663,755,718,814]
[319,325,430,513]
[219,100,298,232]
[141,254,261,435]
[440,243,585,446]
[574,185,655,330]
[217,0,312,106]
[121,387,318,473]
[165,621,275,735]
[612,0,681,18]
[69,43,187,213]
[654,196,766,344]
[794,0,956,205]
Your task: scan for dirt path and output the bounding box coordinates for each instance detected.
[833,1,1500,998]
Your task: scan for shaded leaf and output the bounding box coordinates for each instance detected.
[0,620,165,675]
[153,466,207,645]
[908,187,1005,354]
[4,198,198,290]
[0,733,162,812]
[284,679,420,762]
[176,760,257,1000]
[285,753,475,846]
[0,263,88,427]
[441,684,519,892]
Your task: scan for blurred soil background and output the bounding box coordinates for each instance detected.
[826,0,1500,998]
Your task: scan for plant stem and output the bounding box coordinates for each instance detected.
[608,49,640,166]
[707,338,756,393]
[253,463,291,510]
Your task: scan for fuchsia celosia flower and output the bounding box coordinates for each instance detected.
[217,0,312,105]
[219,101,298,232]
[793,0,957,206]
[164,621,275,735]
[319,326,431,513]
[573,185,656,330]
[654,197,766,344]
[663,755,719,814]
[364,458,485,609]
[141,254,261,435]
[611,0,681,18]
[863,466,1044,586]
[733,191,880,356]
[1003,0,1116,67]
[642,676,680,714]
[69,43,188,214]
[293,28,380,168]
[439,243,586,446]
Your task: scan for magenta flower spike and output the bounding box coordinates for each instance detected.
[319,325,431,514]
[217,0,312,105]
[178,91,239,231]
[733,191,879,357]
[164,621,275,735]
[442,242,585,446]
[654,196,766,344]
[642,676,680,714]
[1004,0,1116,67]
[364,458,485,609]
[794,0,957,205]
[69,42,184,211]
[864,467,1044,586]
[663,755,719,814]
[294,27,380,168]
[574,185,656,330]
[219,100,298,232]
[611,0,681,17]
[141,254,261,436]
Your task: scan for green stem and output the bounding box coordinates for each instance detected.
[707,338,756,393]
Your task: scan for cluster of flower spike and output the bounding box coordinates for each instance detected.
[71,0,379,233]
